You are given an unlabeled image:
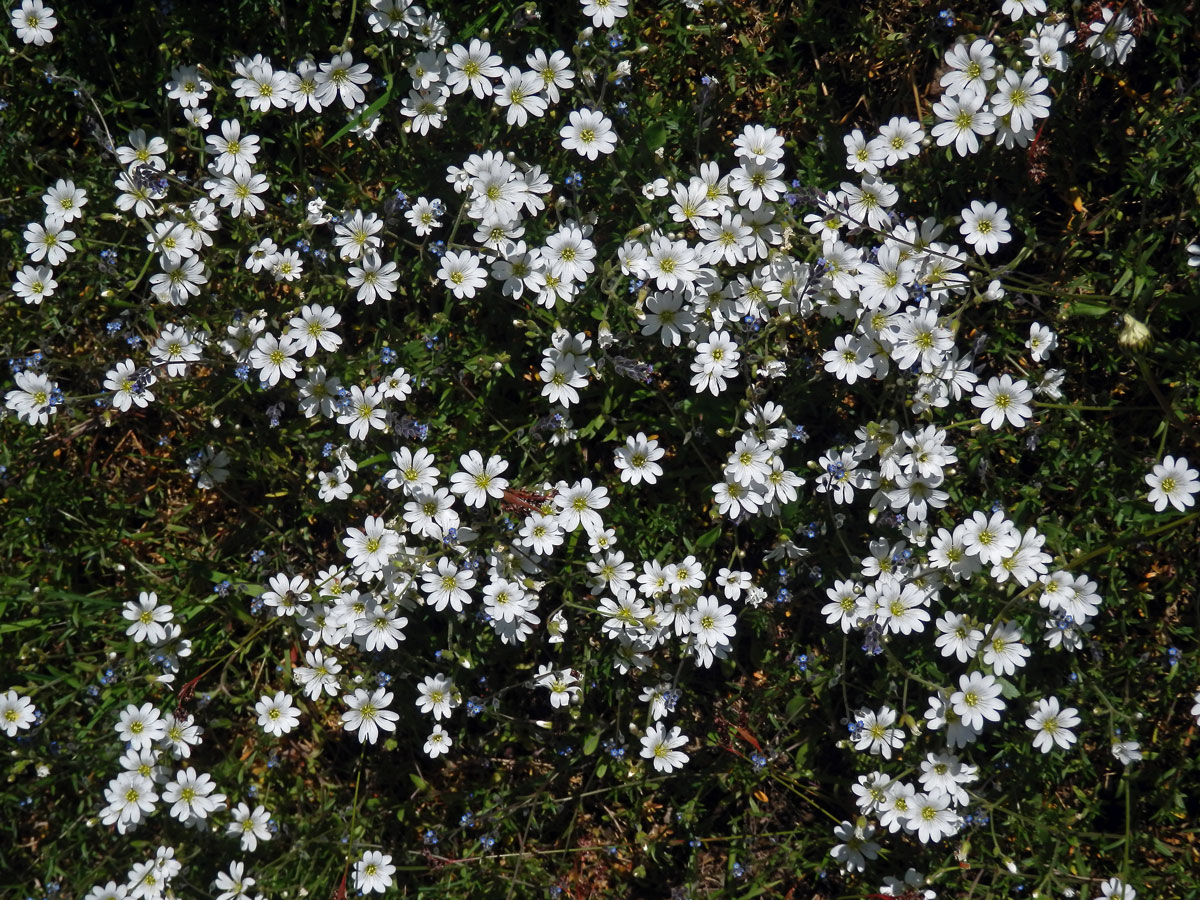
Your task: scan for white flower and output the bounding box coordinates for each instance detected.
[293,649,342,701]
[1086,8,1136,67]
[1144,455,1199,512]
[907,791,960,843]
[424,724,453,758]
[353,850,396,895]
[214,861,254,900]
[614,432,665,485]
[526,48,574,103]
[449,450,510,508]
[100,771,157,833]
[206,119,260,179]
[934,612,983,662]
[580,0,629,29]
[0,690,37,736]
[853,706,906,759]
[123,592,174,644]
[1026,322,1058,362]
[941,39,997,102]
[875,116,924,166]
[249,333,301,386]
[495,66,547,126]
[344,515,400,574]
[288,304,342,356]
[972,374,1033,430]
[1001,0,1046,21]
[24,220,75,266]
[959,200,1012,255]
[980,621,1030,676]
[254,691,300,736]
[1099,877,1137,900]
[12,264,57,305]
[11,0,56,45]
[446,38,503,98]
[640,723,689,773]
[844,128,885,174]
[166,64,212,109]
[560,108,617,160]
[162,767,226,821]
[415,673,460,720]
[5,370,60,425]
[1025,696,1080,752]
[830,820,879,873]
[228,802,273,852]
[104,359,156,412]
[315,51,371,109]
[421,557,476,612]
[553,478,609,535]
[338,385,388,441]
[117,703,168,750]
[347,251,401,306]
[42,178,87,225]
[341,688,399,744]
[1111,740,1143,765]
[690,595,737,647]
[930,94,995,156]
[950,672,1005,732]
[438,249,487,298]
[535,664,580,708]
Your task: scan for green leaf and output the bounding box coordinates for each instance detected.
[1067,300,1112,317]
[583,732,600,756]
[644,122,667,151]
[322,74,394,148]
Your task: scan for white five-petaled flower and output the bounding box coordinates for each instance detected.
[228,802,273,852]
[559,108,617,160]
[1144,455,1199,512]
[991,67,1051,135]
[315,51,371,109]
[424,723,453,759]
[416,673,460,720]
[0,690,37,736]
[11,0,57,45]
[1025,696,1080,752]
[341,687,399,744]
[449,450,510,508]
[614,432,665,485]
[950,671,1005,732]
[214,861,254,900]
[445,39,503,98]
[163,767,226,821]
[344,515,400,574]
[116,702,168,750]
[254,690,300,737]
[437,249,487,299]
[122,591,174,644]
[959,200,1012,255]
[337,385,388,440]
[42,178,87,225]
[640,723,689,773]
[972,374,1033,430]
[353,850,396,895]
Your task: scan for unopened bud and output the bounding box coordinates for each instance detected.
[1117,312,1151,350]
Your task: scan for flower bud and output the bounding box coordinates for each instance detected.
[1117,312,1151,350]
